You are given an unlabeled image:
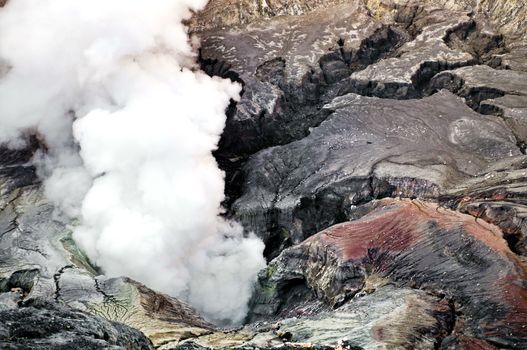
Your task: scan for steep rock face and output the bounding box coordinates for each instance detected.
[193,0,526,156]
[363,0,527,44]
[250,199,527,348]
[362,0,527,73]
[194,0,527,265]
[431,65,527,106]
[344,6,477,99]
[195,0,508,156]
[232,91,519,258]
[195,0,527,47]
[198,2,403,156]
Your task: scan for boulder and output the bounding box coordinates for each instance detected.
[0,298,152,350]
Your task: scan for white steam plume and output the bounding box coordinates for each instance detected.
[0,0,265,324]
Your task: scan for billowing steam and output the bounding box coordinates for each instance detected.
[0,0,265,324]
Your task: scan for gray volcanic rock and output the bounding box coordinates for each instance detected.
[430,65,527,104]
[368,0,527,73]
[233,90,520,258]
[502,46,527,72]
[196,0,527,49]
[1,0,527,349]
[249,199,527,348]
[172,286,454,350]
[269,286,453,349]
[190,0,347,31]
[198,2,382,88]
[440,156,527,256]
[197,2,409,155]
[480,95,527,145]
[193,4,522,240]
[362,0,527,46]
[0,298,152,350]
[196,0,519,158]
[430,65,527,143]
[344,7,476,99]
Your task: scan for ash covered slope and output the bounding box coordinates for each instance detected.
[1,0,527,349]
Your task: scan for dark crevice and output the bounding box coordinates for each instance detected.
[342,14,509,101]
[0,134,43,167]
[433,298,458,349]
[262,173,409,261]
[199,53,249,213]
[444,20,508,68]
[319,25,411,102]
[415,59,478,96]
[247,273,324,323]
[0,134,47,192]
[199,53,244,86]
[392,3,426,39]
[351,26,410,71]
[94,277,119,304]
[17,245,48,258]
[423,19,510,100]
[274,278,314,317]
[255,57,286,86]
[0,210,18,240]
[504,233,522,255]
[53,265,74,301]
[211,23,410,159]
[262,211,292,262]
[215,156,246,212]
[516,141,527,155]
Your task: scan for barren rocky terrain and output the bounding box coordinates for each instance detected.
[1,0,527,349]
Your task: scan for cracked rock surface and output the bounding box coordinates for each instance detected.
[233,90,519,258]
[0,146,215,349]
[2,0,527,349]
[440,156,527,256]
[431,65,527,144]
[0,298,153,350]
[198,1,400,156]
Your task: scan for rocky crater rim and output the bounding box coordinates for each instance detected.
[1,0,527,348]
